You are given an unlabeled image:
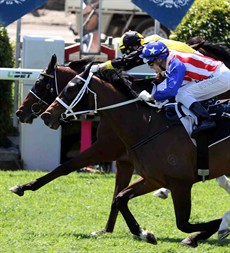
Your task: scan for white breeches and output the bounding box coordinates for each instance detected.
[175,64,230,108]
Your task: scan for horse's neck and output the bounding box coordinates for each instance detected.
[92,78,166,148]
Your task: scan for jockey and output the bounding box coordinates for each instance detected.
[138,41,230,137]
[90,30,195,72]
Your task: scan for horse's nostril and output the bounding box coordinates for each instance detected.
[16,110,23,117]
[41,112,51,121]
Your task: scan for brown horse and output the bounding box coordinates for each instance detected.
[11,54,157,236]
[40,63,230,247]
[11,51,230,243]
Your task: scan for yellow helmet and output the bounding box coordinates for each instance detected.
[118,30,144,54]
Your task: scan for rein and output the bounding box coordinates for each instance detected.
[129,125,171,151]
[56,72,162,120]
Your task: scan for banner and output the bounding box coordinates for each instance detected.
[0,0,48,27]
[132,0,195,30]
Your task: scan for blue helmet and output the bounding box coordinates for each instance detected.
[140,41,169,63]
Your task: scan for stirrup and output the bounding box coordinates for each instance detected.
[198,169,209,182]
[191,121,216,138]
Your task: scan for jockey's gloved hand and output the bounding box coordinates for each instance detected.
[90,64,99,73]
[138,90,153,101]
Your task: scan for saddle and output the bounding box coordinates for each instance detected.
[165,99,230,180]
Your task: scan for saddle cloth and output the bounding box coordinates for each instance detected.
[165,100,230,147]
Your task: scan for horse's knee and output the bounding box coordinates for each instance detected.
[114,192,128,209]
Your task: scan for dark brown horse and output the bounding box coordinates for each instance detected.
[40,63,230,247]
[11,49,230,244]
[12,40,230,244]
[11,54,157,236]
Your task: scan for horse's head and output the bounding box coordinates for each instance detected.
[16,55,93,124]
[41,62,97,129]
[16,54,58,123]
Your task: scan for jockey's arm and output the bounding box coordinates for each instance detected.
[153,58,186,102]
[98,46,145,71]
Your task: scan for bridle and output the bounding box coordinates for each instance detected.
[55,72,162,121]
[29,67,59,117]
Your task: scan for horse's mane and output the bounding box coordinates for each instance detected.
[96,69,138,98]
[66,56,95,71]
[97,68,159,99]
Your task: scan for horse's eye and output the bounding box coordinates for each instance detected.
[46,83,51,89]
[34,81,42,92]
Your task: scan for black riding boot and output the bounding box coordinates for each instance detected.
[189,102,216,138]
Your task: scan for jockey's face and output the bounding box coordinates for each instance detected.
[149,59,166,72]
[148,59,165,73]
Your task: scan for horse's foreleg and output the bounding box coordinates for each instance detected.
[170,180,221,247]
[91,159,134,235]
[9,160,80,196]
[115,177,159,244]
[104,160,135,232]
[9,140,123,197]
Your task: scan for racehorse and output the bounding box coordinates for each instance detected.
[40,62,230,248]
[11,52,230,243]
[11,54,159,236]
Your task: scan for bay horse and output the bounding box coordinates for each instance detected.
[11,51,230,243]
[12,54,159,236]
[40,63,230,247]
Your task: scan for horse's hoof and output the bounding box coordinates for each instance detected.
[9,186,24,196]
[139,230,157,244]
[218,228,230,241]
[181,237,198,248]
[91,228,110,236]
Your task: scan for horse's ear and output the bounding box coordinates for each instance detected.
[80,61,95,79]
[47,54,57,72]
[51,54,57,65]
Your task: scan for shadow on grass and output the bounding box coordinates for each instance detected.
[71,233,230,248]
[73,233,92,239]
[154,236,230,246]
